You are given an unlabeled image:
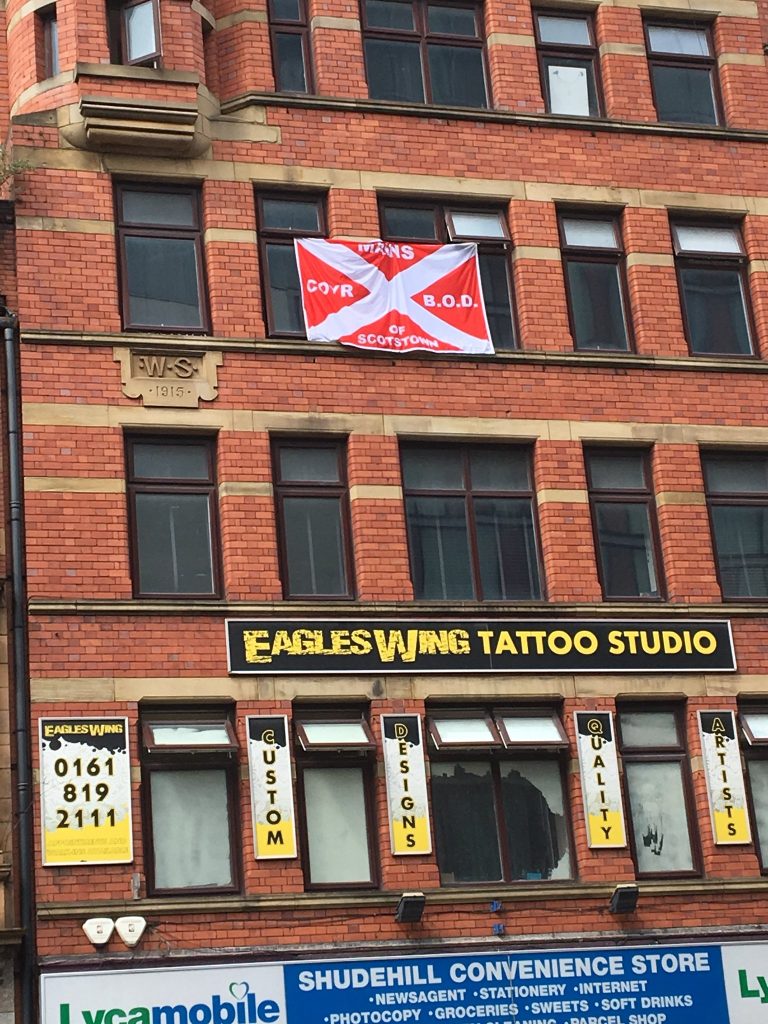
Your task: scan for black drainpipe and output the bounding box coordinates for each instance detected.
[1,308,35,1024]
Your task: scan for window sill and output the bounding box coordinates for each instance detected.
[220,90,768,143]
[75,61,200,86]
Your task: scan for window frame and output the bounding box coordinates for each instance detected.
[140,705,241,897]
[271,436,357,600]
[107,0,162,66]
[361,0,490,108]
[379,197,518,350]
[644,20,721,126]
[268,0,314,93]
[38,5,59,79]
[701,449,768,600]
[671,218,755,358]
[585,447,665,601]
[114,182,210,334]
[740,704,768,874]
[427,705,574,885]
[533,10,602,118]
[125,433,222,599]
[400,442,544,601]
[256,192,326,338]
[557,209,633,351]
[617,703,701,879]
[294,708,379,890]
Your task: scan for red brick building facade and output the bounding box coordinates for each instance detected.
[3,0,768,1016]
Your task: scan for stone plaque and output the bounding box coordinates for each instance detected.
[114,348,222,408]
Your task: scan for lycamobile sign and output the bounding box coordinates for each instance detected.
[41,940,768,1024]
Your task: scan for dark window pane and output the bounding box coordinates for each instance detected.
[125,0,157,62]
[478,252,515,349]
[500,761,571,880]
[261,198,320,232]
[566,260,628,350]
[748,760,768,864]
[474,497,541,599]
[589,452,645,490]
[365,38,425,102]
[124,236,202,329]
[431,762,502,882]
[651,64,717,124]
[150,770,232,888]
[133,443,209,481]
[279,446,340,482]
[283,496,348,595]
[265,242,304,333]
[428,44,486,107]
[381,205,439,239]
[679,266,752,354]
[406,495,474,599]
[274,33,307,91]
[271,0,301,19]
[624,761,694,873]
[402,448,464,489]
[711,505,768,597]
[543,56,597,116]
[122,191,196,228]
[469,448,530,491]
[594,501,659,597]
[365,0,415,29]
[135,493,214,594]
[427,4,477,35]
[704,456,768,494]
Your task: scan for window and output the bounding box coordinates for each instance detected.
[586,449,662,599]
[671,221,753,356]
[272,438,355,598]
[618,707,698,876]
[115,185,208,332]
[559,212,631,350]
[269,0,312,92]
[257,193,325,337]
[141,707,239,894]
[702,452,768,598]
[534,11,600,117]
[37,5,59,79]
[294,710,377,887]
[126,435,220,598]
[401,444,542,600]
[741,707,768,870]
[645,22,719,125]
[428,708,572,883]
[107,0,161,66]
[362,0,487,108]
[380,201,516,349]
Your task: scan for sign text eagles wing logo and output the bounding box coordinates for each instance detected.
[294,238,495,354]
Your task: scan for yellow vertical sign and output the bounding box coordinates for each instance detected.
[247,716,297,859]
[698,711,751,845]
[381,715,432,855]
[574,712,627,849]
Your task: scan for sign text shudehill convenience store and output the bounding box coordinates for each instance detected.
[226,619,735,675]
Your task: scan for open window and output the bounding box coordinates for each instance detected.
[294,710,377,887]
[141,706,240,894]
[428,707,571,883]
[107,0,161,66]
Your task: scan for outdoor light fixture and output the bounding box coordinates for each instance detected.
[609,884,639,914]
[395,892,426,923]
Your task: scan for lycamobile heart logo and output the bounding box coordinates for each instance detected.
[57,978,281,1024]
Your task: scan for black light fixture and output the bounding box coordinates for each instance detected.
[609,884,639,914]
[395,892,426,923]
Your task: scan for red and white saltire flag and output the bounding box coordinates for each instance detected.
[294,238,494,355]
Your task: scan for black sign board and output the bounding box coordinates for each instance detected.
[226,618,735,675]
